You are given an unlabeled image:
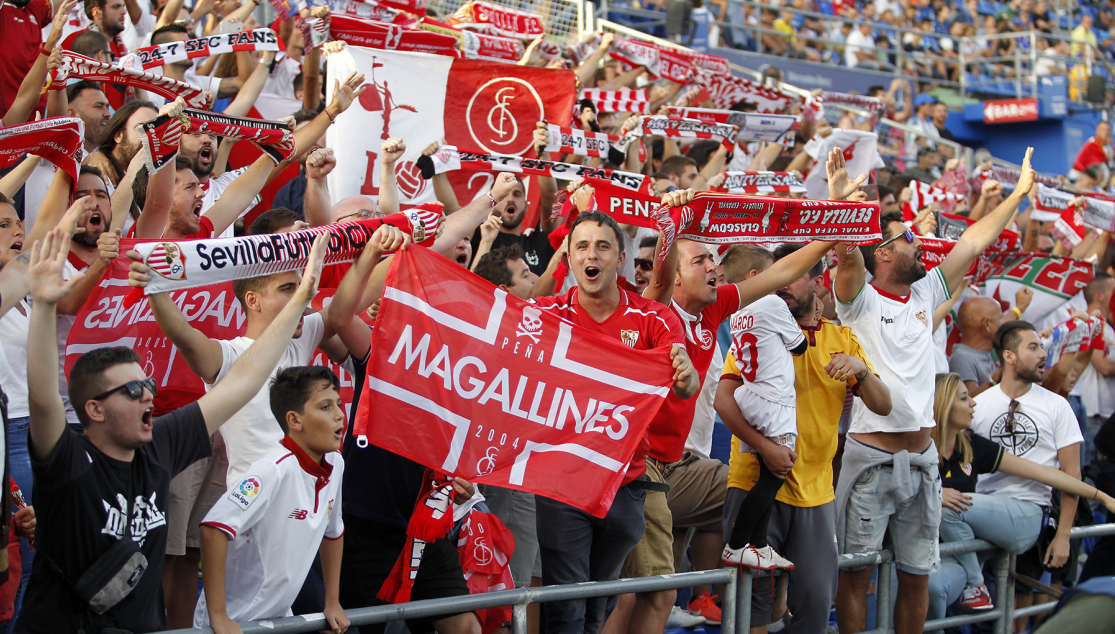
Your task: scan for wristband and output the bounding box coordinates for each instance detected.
[325,108,337,124]
[487,193,497,207]
[39,44,52,57]
[1010,306,1023,318]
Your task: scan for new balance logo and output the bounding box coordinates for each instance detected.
[288,509,308,520]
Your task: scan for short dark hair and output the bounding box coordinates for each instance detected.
[0,192,12,206]
[292,108,318,125]
[474,244,526,288]
[78,164,107,191]
[268,366,340,434]
[132,156,194,210]
[773,243,824,279]
[70,29,110,58]
[84,0,108,21]
[661,155,698,177]
[233,275,274,308]
[685,140,722,170]
[721,244,773,284]
[97,99,157,155]
[1084,272,1114,304]
[567,211,625,252]
[293,72,304,94]
[993,320,1036,358]
[729,100,758,112]
[639,235,658,249]
[66,79,102,104]
[249,207,301,235]
[68,347,142,427]
[151,24,189,46]
[861,210,905,275]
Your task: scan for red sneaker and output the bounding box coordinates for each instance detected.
[959,584,994,612]
[688,592,722,625]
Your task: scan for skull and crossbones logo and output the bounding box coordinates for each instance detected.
[516,306,543,343]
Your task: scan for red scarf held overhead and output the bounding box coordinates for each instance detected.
[631,115,737,151]
[378,472,456,604]
[449,0,544,38]
[185,109,296,165]
[130,29,280,70]
[0,118,84,187]
[543,123,623,159]
[138,114,184,174]
[53,52,208,109]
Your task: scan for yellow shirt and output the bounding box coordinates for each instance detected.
[1072,25,1098,57]
[723,318,875,507]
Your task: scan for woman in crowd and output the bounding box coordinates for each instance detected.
[928,372,1115,624]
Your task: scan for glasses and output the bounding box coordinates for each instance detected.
[336,209,381,223]
[877,229,915,249]
[634,258,653,271]
[91,378,158,402]
[1005,399,1020,433]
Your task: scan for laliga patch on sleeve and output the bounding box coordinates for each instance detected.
[229,475,263,510]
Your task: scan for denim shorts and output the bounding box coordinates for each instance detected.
[844,463,942,574]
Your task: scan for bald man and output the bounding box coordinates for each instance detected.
[949,297,1003,395]
[331,196,381,224]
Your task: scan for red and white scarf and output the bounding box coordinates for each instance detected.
[609,36,661,73]
[666,107,800,145]
[653,191,880,256]
[130,29,279,70]
[579,88,650,114]
[461,29,524,61]
[908,179,960,213]
[185,109,295,164]
[567,33,602,65]
[138,114,184,173]
[933,165,970,200]
[632,114,737,150]
[687,68,801,112]
[457,509,515,634]
[332,15,459,56]
[54,51,208,109]
[716,171,806,194]
[298,16,330,52]
[819,91,886,114]
[543,123,623,158]
[969,164,1059,191]
[449,0,544,38]
[419,146,657,200]
[378,472,456,604]
[0,118,84,186]
[132,212,442,294]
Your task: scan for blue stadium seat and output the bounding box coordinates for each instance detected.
[977,0,994,14]
[1060,14,1072,29]
[817,0,835,14]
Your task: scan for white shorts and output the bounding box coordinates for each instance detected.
[734,385,797,452]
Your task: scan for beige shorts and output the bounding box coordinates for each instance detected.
[165,431,229,556]
[621,460,675,578]
[665,452,730,532]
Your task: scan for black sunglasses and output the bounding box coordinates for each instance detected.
[91,377,158,402]
[634,258,653,271]
[877,229,915,249]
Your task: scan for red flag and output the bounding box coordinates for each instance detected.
[354,246,674,517]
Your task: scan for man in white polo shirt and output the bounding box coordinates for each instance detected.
[831,147,1035,634]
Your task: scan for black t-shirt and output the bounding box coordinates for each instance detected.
[342,354,426,530]
[17,403,210,634]
[1094,414,1115,460]
[939,431,1004,493]
[470,226,555,276]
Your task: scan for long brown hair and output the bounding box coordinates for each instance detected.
[932,373,973,466]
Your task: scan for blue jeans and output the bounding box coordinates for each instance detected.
[4,417,31,634]
[1069,395,1090,468]
[925,559,968,634]
[939,493,1042,587]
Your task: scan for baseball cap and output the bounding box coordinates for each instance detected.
[915,93,939,107]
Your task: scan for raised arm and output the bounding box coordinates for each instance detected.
[432,172,517,255]
[134,98,188,239]
[574,32,614,89]
[58,228,120,316]
[302,148,335,227]
[200,153,276,237]
[1,0,75,126]
[0,156,41,200]
[938,148,1033,290]
[378,138,404,217]
[196,234,328,434]
[221,50,276,118]
[27,231,86,460]
[643,190,685,305]
[738,239,834,307]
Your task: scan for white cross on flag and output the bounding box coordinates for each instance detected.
[354,246,676,517]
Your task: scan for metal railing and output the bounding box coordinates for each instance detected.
[167,522,1115,634]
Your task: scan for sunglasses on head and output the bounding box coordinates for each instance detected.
[91,377,158,402]
[877,229,915,249]
[634,258,653,271]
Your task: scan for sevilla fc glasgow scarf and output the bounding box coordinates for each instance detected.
[0,118,84,185]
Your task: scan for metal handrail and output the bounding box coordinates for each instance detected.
[166,522,1115,634]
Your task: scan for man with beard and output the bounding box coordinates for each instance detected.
[469,176,555,276]
[0,0,51,115]
[66,81,112,156]
[715,244,890,633]
[972,321,1083,627]
[86,100,159,187]
[147,25,238,101]
[832,147,1035,634]
[60,0,131,107]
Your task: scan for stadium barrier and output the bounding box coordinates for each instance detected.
[166,522,1115,634]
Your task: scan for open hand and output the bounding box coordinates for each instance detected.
[29,229,84,306]
[941,487,972,512]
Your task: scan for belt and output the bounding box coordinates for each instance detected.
[627,479,671,493]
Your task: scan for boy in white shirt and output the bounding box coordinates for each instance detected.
[718,246,807,571]
[195,366,348,634]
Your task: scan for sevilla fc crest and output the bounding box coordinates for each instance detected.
[146,243,186,280]
[466,77,544,156]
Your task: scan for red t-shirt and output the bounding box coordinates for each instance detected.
[0,0,51,116]
[534,286,685,483]
[646,284,741,463]
[1073,136,1110,172]
[61,27,131,108]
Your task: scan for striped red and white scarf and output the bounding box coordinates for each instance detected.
[130,29,280,70]
[298,16,330,51]
[461,30,525,61]
[449,0,544,38]
[632,115,737,150]
[687,68,801,113]
[543,124,623,158]
[716,171,806,194]
[666,107,800,145]
[54,51,208,109]
[908,179,960,213]
[186,109,295,165]
[138,114,184,173]
[969,164,1059,191]
[579,88,650,114]
[0,118,84,186]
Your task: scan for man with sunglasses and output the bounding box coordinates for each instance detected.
[632,236,657,294]
[972,321,1083,625]
[832,146,1036,634]
[19,230,329,634]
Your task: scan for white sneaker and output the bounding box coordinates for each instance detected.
[758,546,795,571]
[665,605,707,629]
[723,544,795,570]
[721,543,748,566]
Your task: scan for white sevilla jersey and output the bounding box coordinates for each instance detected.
[803,129,885,199]
[728,294,805,407]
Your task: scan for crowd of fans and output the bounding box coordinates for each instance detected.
[4,0,1115,633]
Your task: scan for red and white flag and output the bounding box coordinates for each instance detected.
[325,46,575,207]
[579,88,650,114]
[908,179,960,213]
[354,246,676,517]
[802,129,885,199]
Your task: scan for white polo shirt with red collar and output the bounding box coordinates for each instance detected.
[194,436,344,626]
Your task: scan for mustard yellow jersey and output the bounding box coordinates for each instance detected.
[723,318,875,507]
